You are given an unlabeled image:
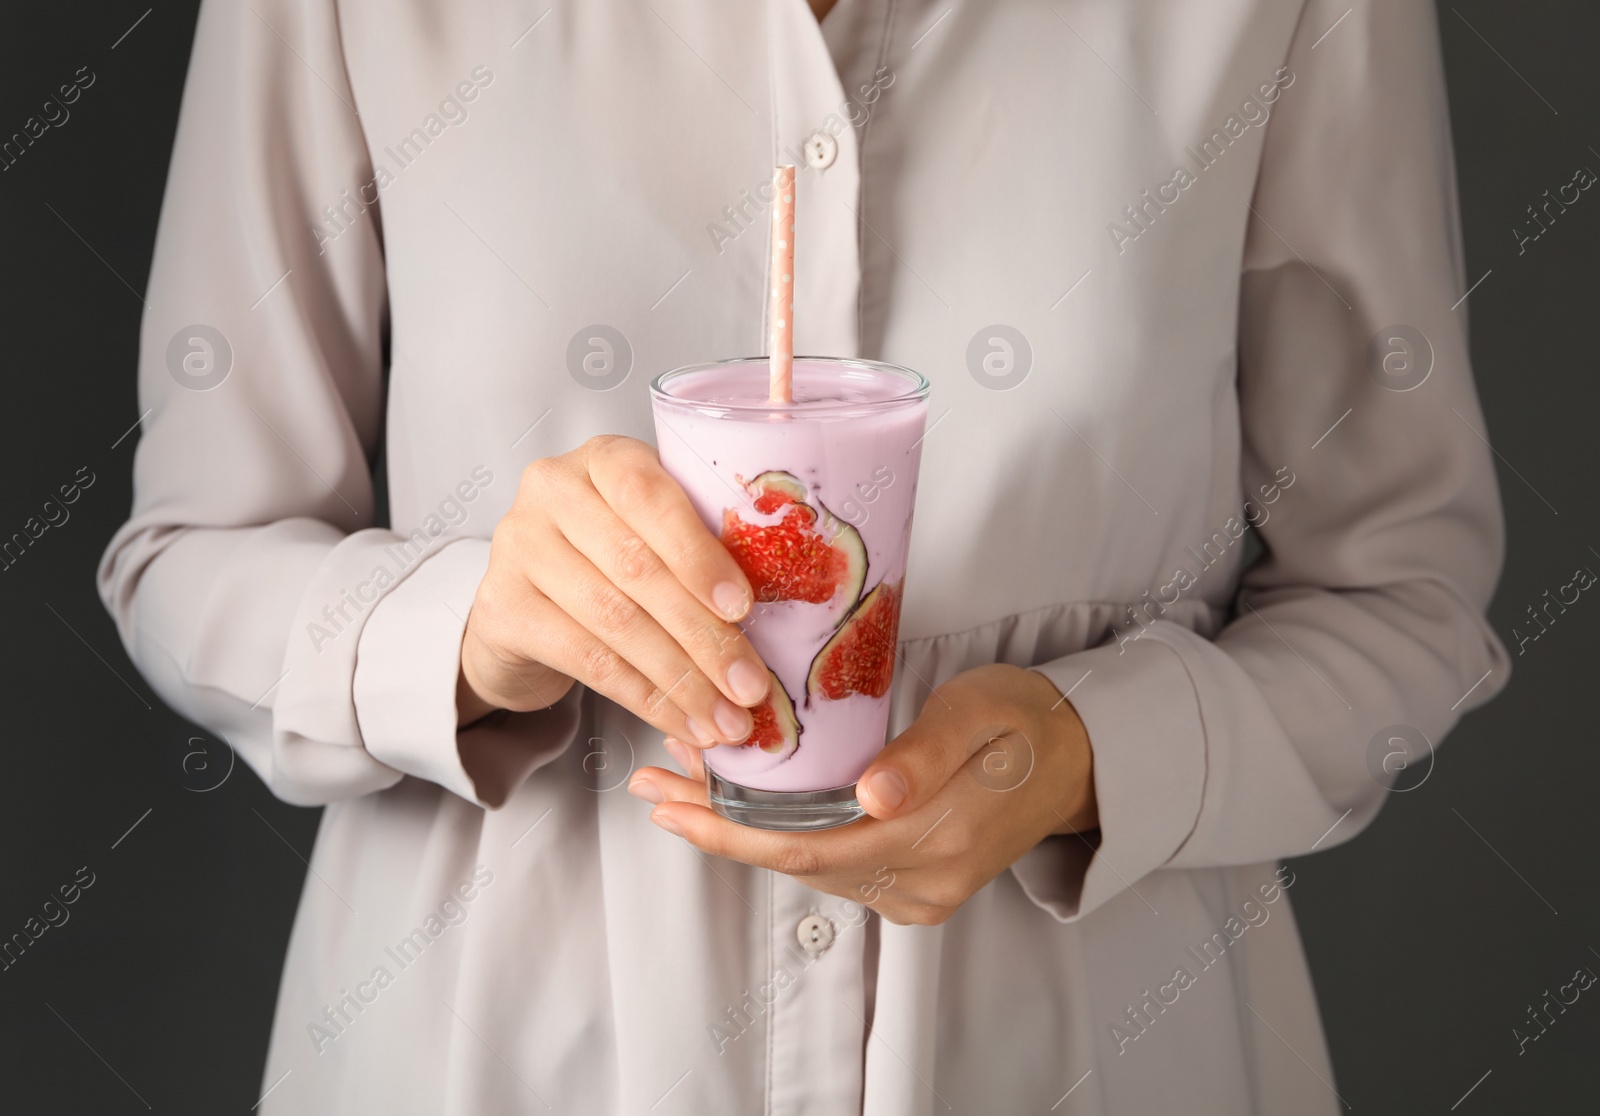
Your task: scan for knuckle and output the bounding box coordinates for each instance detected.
[642,669,702,717]
[610,464,662,518]
[904,902,954,927]
[469,576,525,654]
[612,531,659,584]
[603,440,661,492]
[584,582,638,635]
[489,516,514,556]
[922,871,978,913]
[584,432,633,458]
[880,903,941,927]
[577,641,624,686]
[490,514,535,566]
[520,456,557,495]
[587,437,657,504]
[660,532,707,575]
[771,846,828,879]
[469,583,510,645]
[641,684,671,717]
[692,618,742,660]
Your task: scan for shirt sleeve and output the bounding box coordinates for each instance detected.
[96,0,576,808]
[1010,0,1511,919]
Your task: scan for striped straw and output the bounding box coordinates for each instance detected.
[768,164,796,403]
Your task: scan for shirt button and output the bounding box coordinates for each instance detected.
[797,914,835,957]
[803,132,838,171]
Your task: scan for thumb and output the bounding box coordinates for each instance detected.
[856,704,1031,821]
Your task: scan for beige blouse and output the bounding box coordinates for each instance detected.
[100,0,1508,1111]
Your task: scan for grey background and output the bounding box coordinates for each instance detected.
[0,2,1593,1111]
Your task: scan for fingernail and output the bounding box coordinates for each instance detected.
[865,770,908,812]
[651,810,685,837]
[628,777,664,805]
[685,717,717,746]
[663,737,693,771]
[713,581,750,620]
[725,659,770,706]
[713,699,753,742]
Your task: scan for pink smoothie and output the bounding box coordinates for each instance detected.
[651,358,929,793]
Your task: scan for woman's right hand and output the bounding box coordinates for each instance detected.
[457,435,771,747]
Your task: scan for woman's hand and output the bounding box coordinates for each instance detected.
[627,663,1098,925]
[457,435,773,745]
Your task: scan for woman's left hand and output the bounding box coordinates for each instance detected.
[626,663,1098,925]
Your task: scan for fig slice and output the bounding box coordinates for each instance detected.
[741,669,800,759]
[721,470,867,607]
[807,580,902,701]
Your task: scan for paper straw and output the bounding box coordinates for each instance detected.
[768,164,796,403]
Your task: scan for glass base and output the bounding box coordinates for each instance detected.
[707,770,865,831]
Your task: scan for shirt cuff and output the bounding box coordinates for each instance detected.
[353,537,581,807]
[1011,630,1207,921]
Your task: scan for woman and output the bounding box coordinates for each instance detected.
[101,0,1507,1111]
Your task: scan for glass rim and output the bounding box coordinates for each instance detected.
[649,356,930,416]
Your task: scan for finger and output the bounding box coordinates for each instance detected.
[660,736,701,777]
[677,737,707,781]
[635,781,959,924]
[460,603,574,713]
[554,484,772,713]
[854,697,1012,821]
[529,532,756,746]
[627,764,708,808]
[646,797,890,879]
[867,900,954,928]
[582,436,755,622]
[483,575,699,742]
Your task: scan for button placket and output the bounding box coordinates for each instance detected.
[766,0,862,359]
[765,875,866,1115]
